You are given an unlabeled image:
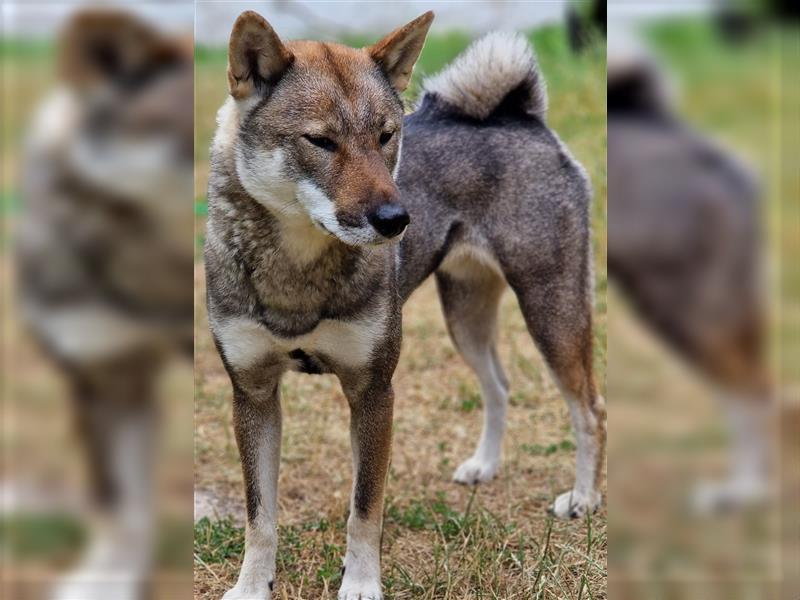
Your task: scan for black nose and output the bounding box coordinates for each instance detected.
[367,203,410,238]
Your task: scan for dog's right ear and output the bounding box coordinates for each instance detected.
[228,11,294,100]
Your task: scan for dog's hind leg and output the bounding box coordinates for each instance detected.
[223,372,282,600]
[507,260,606,519]
[692,390,772,513]
[688,326,773,513]
[436,263,509,484]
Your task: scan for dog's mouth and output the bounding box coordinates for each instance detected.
[312,219,334,237]
[375,224,407,244]
[310,217,403,247]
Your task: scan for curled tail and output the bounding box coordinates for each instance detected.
[422,31,547,122]
[607,57,673,117]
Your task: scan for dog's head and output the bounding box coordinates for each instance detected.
[56,10,194,202]
[226,10,433,245]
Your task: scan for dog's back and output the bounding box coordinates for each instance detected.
[396,33,593,300]
[607,58,763,389]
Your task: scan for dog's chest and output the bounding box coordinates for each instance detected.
[214,313,385,373]
[241,236,388,333]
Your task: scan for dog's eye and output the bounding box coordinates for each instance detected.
[303,134,337,152]
[379,130,394,146]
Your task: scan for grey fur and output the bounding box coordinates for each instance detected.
[608,59,764,390]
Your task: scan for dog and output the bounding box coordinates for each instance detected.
[17,10,193,600]
[607,53,772,512]
[205,10,606,599]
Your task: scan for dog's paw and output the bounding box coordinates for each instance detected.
[453,456,499,485]
[690,478,769,514]
[222,580,273,600]
[52,578,140,600]
[51,566,145,600]
[549,489,601,519]
[337,580,382,600]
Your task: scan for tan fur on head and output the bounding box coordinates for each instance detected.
[58,9,189,91]
[366,11,434,92]
[226,10,433,100]
[227,11,294,100]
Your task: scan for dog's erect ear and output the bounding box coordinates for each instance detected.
[367,11,434,93]
[227,11,294,100]
[58,10,187,92]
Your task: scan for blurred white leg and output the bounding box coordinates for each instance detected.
[693,393,773,513]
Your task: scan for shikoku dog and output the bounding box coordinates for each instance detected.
[17,10,193,600]
[205,10,606,599]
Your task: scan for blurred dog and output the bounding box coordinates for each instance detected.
[16,10,193,600]
[607,54,772,512]
[205,10,605,599]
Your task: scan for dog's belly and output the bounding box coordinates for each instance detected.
[213,314,385,373]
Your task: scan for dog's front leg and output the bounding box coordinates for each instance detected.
[223,376,282,600]
[338,379,394,600]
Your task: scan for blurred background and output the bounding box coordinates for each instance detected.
[193,1,607,599]
[2,2,193,599]
[2,1,798,599]
[606,1,798,598]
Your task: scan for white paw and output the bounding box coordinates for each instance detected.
[452,455,499,484]
[549,489,601,519]
[222,581,273,600]
[51,575,140,600]
[691,478,769,514]
[337,579,382,600]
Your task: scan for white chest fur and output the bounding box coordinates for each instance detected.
[213,314,386,371]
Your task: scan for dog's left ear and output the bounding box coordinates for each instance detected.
[367,11,434,93]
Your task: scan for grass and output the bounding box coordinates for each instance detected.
[194,21,607,600]
[0,513,86,565]
[195,491,606,599]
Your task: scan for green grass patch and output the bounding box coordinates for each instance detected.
[0,512,86,563]
[457,383,482,413]
[386,490,512,542]
[522,439,577,456]
[0,39,54,61]
[194,516,244,564]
